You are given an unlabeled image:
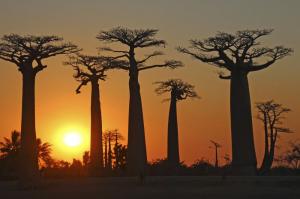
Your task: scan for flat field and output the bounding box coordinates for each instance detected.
[0,176,299,199]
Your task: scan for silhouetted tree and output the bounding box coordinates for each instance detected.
[103,130,114,170]
[111,129,124,169]
[154,79,198,171]
[0,34,78,185]
[223,153,231,166]
[97,27,182,175]
[114,144,127,171]
[256,100,292,174]
[0,130,20,173]
[0,131,54,171]
[65,54,113,174]
[280,142,300,169]
[178,29,293,175]
[82,151,90,168]
[54,160,70,169]
[36,138,53,169]
[209,140,222,168]
[191,158,215,175]
[0,130,20,159]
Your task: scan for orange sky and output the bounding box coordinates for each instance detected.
[0,0,299,165]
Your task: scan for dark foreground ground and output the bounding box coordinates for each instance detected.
[0,176,299,199]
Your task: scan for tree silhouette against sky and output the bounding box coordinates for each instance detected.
[0,34,78,186]
[155,79,198,171]
[103,130,114,170]
[256,100,292,174]
[97,27,182,175]
[65,54,113,175]
[178,29,293,175]
[0,131,53,172]
[209,140,222,168]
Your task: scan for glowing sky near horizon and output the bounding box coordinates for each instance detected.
[0,0,299,164]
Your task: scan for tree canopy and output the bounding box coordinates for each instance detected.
[97,27,182,72]
[0,34,79,73]
[178,29,293,78]
[154,79,199,101]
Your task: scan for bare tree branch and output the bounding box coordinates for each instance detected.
[138,60,183,71]
[248,46,293,72]
[64,53,113,93]
[137,51,164,64]
[0,34,79,73]
[178,29,293,75]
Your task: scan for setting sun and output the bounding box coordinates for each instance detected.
[63,133,82,147]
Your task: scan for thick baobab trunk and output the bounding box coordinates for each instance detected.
[90,81,103,174]
[167,94,180,170]
[127,68,147,175]
[230,71,257,175]
[20,69,39,185]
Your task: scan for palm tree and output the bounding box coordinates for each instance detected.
[154,79,198,171]
[0,131,54,169]
[0,130,21,159]
[36,138,53,169]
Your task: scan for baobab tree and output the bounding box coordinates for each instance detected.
[256,100,292,174]
[209,140,222,168]
[97,27,182,175]
[178,29,293,174]
[154,79,198,171]
[65,54,113,174]
[111,129,124,169]
[0,34,78,185]
[103,130,114,170]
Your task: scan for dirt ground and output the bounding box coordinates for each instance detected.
[0,176,299,199]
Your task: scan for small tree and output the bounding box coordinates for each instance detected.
[209,140,222,168]
[36,138,53,169]
[281,142,300,169]
[0,34,78,185]
[256,100,292,174]
[0,130,20,159]
[178,29,292,175]
[103,130,114,170]
[97,27,182,175]
[65,54,112,174]
[82,151,90,168]
[154,79,198,171]
[114,144,127,171]
[0,131,53,170]
[111,129,124,169]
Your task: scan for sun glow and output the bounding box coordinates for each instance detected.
[63,132,82,147]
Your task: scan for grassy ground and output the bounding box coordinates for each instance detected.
[0,176,299,199]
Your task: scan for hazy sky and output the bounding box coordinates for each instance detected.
[0,0,299,164]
